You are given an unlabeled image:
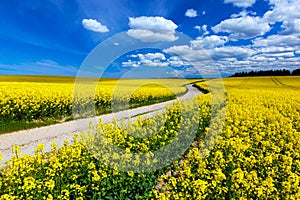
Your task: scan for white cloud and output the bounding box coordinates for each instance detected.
[280,19,300,35]
[167,70,183,77]
[122,52,194,69]
[138,52,169,67]
[122,52,169,68]
[162,40,259,76]
[209,46,255,59]
[253,35,300,47]
[141,53,166,60]
[202,11,206,15]
[191,35,228,49]
[194,25,209,35]
[248,56,277,62]
[261,52,295,58]
[128,16,177,31]
[163,45,191,56]
[82,19,109,33]
[163,39,254,66]
[122,60,140,68]
[212,15,271,40]
[264,3,299,32]
[143,61,169,67]
[156,5,300,76]
[224,0,256,8]
[262,0,300,36]
[259,46,297,54]
[127,16,178,42]
[162,41,300,75]
[201,25,209,35]
[185,9,198,18]
[251,34,300,70]
[127,30,178,42]
[167,67,201,77]
[215,43,300,74]
[168,56,190,66]
[163,45,212,63]
[231,10,256,18]
[263,0,300,24]
[194,25,201,31]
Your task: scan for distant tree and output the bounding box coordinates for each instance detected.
[292,68,300,75]
[230,69,292,77]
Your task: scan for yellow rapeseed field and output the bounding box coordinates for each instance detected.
[155,76,300,199]
[0,77,188,122]
[1,76,300,199]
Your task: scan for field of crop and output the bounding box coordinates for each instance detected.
[157,76,300,199]
[1,76,300,199]
[0,76,189,133]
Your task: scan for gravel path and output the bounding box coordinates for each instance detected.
[0,84,201,163]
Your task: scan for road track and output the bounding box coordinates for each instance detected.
[0,84,202,163]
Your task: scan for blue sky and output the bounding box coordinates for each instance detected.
[0,0,300,77]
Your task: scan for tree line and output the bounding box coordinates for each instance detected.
[231,68,300,77]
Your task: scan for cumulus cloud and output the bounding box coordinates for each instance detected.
[123,53,169,68]
[194,25,209,35]
[212,15,271,40]
[209,46,255,60]
[248,56,277,62]
[201,25,209,35]
[167,67,202,77]
[191,35,228,49]
[261,0,300,36]
[162,37,259,76]
[194,25,201,31]
[141,52,166,60]
[163,41,300,75]
[82,19,109,33]
[231,10,257,18]
[127,30,178,42]
[122,52,193,69]
[127,16,178,42]
[168,56,191,66]
[258,46,297,54]
[280,19,300,35]
[163,45,212,63]
[262,52,295,57]
[126,3,300,76]
[163,45,191,56]
[263,0,300,24]
[185,9,198,17]
[122,60,140,68]
[166,0,300,75]
[163,37,255,65]
[253,35,300,47]
[128,16,177,30]
[224,0,256,8]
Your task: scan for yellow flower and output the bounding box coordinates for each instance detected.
[127,171,134,177]
[58,189,70,200]
[92,171,101,182]
[22,177,36,192]
[45,194,53,200]
[45,180,55,191]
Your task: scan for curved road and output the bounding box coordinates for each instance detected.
[0,84,201,163]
